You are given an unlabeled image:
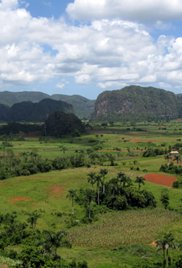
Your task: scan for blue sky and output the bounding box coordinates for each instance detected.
[25,0,70,19]
[0,0,182,99]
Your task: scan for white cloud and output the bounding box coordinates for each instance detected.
[0,0,18,9]
[67,0,182,22]
[0,0,182,94]
[56,82,66,89]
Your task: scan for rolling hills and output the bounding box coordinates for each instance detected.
[0,91,95,119]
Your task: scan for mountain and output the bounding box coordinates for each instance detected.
[93,85,180,121]
[45,111,85,137]
[0,91,95,118]
[0,91,49,106]
[51,94,95,118]
[176,94,182,117]
[0,104,9,121]
[0,99,73,122]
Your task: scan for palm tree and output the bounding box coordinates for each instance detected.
[87,171,102,204]
[67,189,77,215]
[99,168,108,193]
[107,178,120,195]
[95,174,103,205]
[135,176,145,190]
[156,232,175,268]
[117,172,132,188]
[87,172,97,187]
[27,211,41,229]
[43,230,71,257]
[83,188,95,220]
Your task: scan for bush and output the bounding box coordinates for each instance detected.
[172,181,180,188]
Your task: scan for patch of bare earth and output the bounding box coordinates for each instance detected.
[150,241,157,248]
[10,196,32,204]
[144,173,176,187]
[49,185,64,197]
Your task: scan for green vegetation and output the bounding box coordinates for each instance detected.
[94,85,182,121]
[0,120,181,267]
[0,99,73,122]
[0,91,95,119]
[45,111,85,137]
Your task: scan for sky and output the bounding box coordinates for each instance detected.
[0,0,182,99]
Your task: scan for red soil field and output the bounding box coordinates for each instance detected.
[144,173,176,187]
[10,196,32,204]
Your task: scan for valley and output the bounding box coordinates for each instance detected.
[0,121,181,267]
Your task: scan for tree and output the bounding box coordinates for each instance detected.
[76,188,96,222]
[67,189,77,215]
[27,211,41,229]
[87,171,103,205]
[99,168,108,193]
[43,230,71,257]
[117,172,132,188]
[83,189,96,221]
[87,172,97,188]
[160,190,170,209]
[156,232,176,268]
[94,174,103,205]
[135,176,145,190]
[19,246,46,267]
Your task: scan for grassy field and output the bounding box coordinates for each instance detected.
[0,121,182,267]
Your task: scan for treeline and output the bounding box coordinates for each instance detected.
[0,122,42,135]
[143,148,168,157]
[0,150,116,180]
[160,163,182,175]
[0,111,86,137]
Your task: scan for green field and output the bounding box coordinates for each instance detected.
[0,121,182,267]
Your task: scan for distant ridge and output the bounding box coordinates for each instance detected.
[93,85,182,121]
[51,94,95,118]
[0,99,73,122]
[0,91,95,119]
[0,91,49,106]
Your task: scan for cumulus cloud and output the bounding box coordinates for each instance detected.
[0,0,18,9]
[66,0,182,22]
[0,0,182,94]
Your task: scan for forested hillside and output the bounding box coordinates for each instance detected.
[93,85,181,121]
[0,91,95,119]
[0,99,73,122]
